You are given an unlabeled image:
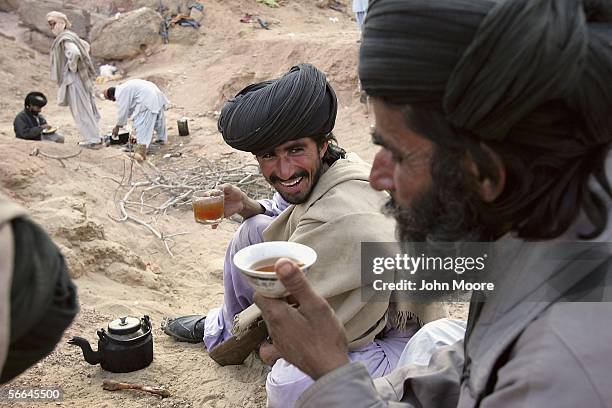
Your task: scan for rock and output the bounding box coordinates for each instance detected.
[90,7,162,60]
[0,0,19,12]
[23,29,53,54]
[18,0,92,40]
[134,0,191,16]
[33,196,106,243]
[168,25,198,45]
[58,244,86,279]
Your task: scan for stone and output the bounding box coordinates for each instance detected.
[168,25,199,45]
[90,7,162,60]
[23,29,53,54]
[18,0,91,40]
[134,0,191,17]
[0,0,19,12]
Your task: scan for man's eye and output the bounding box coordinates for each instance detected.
[259,153,274,160]
[289,147,304,154]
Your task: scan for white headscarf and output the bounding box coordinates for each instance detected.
[46,11,71,37]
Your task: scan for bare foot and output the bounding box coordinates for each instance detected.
[259,341,282,366]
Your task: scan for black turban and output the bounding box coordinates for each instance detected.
[359,0,612,146]
[25,92,47,108]
[218,63,337,154]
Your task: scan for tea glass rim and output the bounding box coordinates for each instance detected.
[192,188,224,199]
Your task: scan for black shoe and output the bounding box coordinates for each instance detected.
[161,315,206,343]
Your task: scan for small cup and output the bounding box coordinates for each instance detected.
[192,189,224,225]
[233,241,317,298]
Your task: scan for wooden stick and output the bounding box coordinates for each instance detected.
[30,147,82,167]
[102,379,171,398]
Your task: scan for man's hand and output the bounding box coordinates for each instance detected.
[112,125,121,138]
[220,184,264,219]
[254,259,350,380]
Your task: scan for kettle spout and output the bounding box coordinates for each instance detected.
[68,337,102,365]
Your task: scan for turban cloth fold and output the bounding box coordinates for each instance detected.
[46,11,72,29]
[218,63,337,154]
[359,0,612,146]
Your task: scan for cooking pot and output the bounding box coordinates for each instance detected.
[68,315,153,373]
[105,131,130,145]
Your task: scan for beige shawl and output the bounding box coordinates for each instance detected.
[233,154,447,350]
[49,30,96,94]
[0,193,27,375]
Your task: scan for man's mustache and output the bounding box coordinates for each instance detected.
[269,171,308,183]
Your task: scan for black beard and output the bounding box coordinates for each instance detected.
[383,147,487,244]
[270,161,324,205]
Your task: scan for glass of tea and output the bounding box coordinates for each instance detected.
[192,189,224,226]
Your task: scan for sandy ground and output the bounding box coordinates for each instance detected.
[0,2,467,407]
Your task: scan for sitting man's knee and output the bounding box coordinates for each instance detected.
[236,214,273,244]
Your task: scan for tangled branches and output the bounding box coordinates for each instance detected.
[108,152,274,257]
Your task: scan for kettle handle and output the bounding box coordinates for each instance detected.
[97,329,109,342]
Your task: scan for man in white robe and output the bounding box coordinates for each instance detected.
[47,11,101,148]
[104,79,169,149]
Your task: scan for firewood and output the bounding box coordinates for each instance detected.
[102,379,171,398]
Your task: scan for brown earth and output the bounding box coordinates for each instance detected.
[0,1,467,407]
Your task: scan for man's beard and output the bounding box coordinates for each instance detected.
[383,147,487,244]
[269,159,324,205]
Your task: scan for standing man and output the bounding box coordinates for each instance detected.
[104,79,169,159]
[163,64,446,407]
[14,92,64,143]
[47,11,101,149]
[254,0,612,407]
[352,0,368,30]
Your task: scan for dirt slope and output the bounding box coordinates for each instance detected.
[0,1,465,407]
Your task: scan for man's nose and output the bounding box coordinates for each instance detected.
[369,149,395,191]
[277,157,294,180]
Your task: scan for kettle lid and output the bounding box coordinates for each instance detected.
[108,316,141,335]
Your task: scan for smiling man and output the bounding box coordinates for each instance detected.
[163,63,446,407]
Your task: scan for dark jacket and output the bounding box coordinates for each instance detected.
[13,110,48,141]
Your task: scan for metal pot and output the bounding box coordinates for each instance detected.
[68,315,153,373]
[104,131,130,145]
[177,118,189,136]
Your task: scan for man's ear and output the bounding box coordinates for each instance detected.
[467,143,506,203]
[319,141,329,159]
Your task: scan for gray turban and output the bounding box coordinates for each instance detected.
[217,63,337,154]
[359,0,612,146]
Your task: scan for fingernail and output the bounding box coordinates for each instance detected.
[278,262,293,275]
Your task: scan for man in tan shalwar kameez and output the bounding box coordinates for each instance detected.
[162,64,448,407]
[46,11,102,148]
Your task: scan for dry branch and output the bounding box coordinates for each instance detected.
[107,151,274,257]
[30,147,82,167]
[102,379,170,398]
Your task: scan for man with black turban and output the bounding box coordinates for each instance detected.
[253,1,612,407]
[14,92,64,143]
[163,63,446,407]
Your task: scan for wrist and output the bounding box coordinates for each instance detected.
[239,196,265,219]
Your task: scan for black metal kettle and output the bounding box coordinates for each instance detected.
[68,315,153,373]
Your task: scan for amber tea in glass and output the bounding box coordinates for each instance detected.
[192,189,224,225]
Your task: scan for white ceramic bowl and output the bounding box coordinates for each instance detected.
[233,241,317,298]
